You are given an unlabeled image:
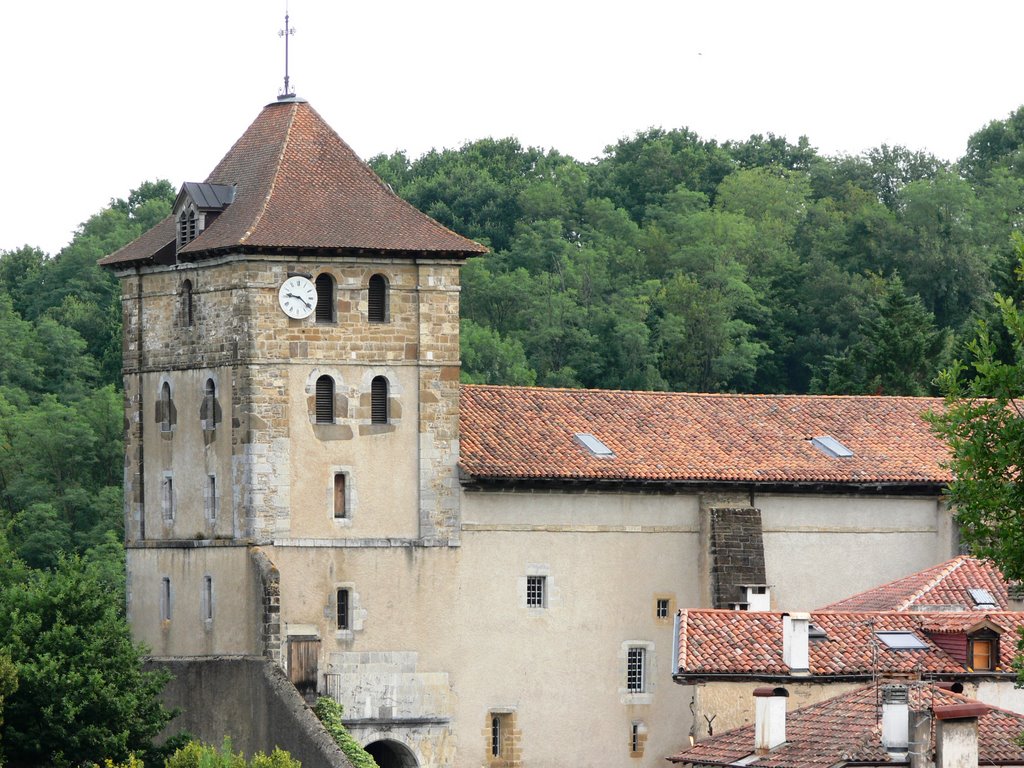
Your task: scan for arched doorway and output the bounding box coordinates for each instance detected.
[365,739,418,768]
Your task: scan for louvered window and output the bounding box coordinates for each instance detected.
[368,274,388,322]
[315,376,334,423]
[371,376,388,424]
[315,273,334,323]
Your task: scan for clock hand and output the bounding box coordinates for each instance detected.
[286,292,312,309]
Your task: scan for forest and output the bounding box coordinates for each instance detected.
[1,105,1024,762]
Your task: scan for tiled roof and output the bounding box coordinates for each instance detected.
[100,99,486,266]
[668,684,1024,767]
[458,385,950,485]
[675,609,1024,678]
[819,556,1010,612]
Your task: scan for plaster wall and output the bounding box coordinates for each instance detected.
[757,494,954,610]
[127,544,260,656]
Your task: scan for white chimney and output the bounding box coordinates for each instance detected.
[881,685,910,752]
[782,613,810,674]
[743,584,772,612]
[934,703,987,768]
[753,686,789,754]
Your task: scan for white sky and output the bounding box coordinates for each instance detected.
[2,1,1022,256]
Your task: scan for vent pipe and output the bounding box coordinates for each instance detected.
[753,687,789,754]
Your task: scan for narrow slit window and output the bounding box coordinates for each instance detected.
[203,575,213,621]
[203,378,216,429]
[368,274,388,322]
[337,588,350,631]
[333,473,347,519]
[491,716,501,757]
[371,376,388,424]
[162,476,174,521]
[206,475,217,521]
[315,273,335,323]
[181,280,194,326]
[161,577,172,621]
[315,376,334,423]
[160,382,172,432]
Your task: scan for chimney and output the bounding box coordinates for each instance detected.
[909,706,933,768]
[881,685,910,753]
[742,584,772,612]
[782,613,810,674]
[753,686,789,754]
[1008,583,1024,612]
[933,703,988,768]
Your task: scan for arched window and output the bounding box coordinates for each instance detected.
[181,280,194,326]
[160,382,172,432]
[314,273,335,323]
[368,274,388,322]
[203,378,217,429]
[371,376,388,424]
[315,376,335,423]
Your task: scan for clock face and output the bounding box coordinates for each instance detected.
[278,276,318,319]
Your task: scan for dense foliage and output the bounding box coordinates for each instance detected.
[371,108,1024,394]
[163,738,301,768]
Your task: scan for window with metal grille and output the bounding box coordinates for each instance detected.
[656,599,669,618]
[315,273,334,323]
[626,647,645,692]
[368,274,388,322]
[203,575,213,621]
[315,376,334,423]
[371,376,388,423]
[337,588,350,630]
[333,473,346,519]
[491,716,501,757]
[631,723,640,753]
[203,378,216,429]
[526,575,546,608]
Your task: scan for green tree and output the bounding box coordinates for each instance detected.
[313,697,379,768]
[0,550,171,767]
[461,320,537,386]
[164,738,301,768]
[929,235,1024,582]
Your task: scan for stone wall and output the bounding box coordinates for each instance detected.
[150,656,351,767]
[708,507,767,609]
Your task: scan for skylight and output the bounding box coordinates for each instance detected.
[809,435,854,458]
[875,631,930,650]
[574,432,614,458]
[808,624,828,641]
[968,588,998,608]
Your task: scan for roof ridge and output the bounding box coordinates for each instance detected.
[897,557,966,611]
[240,101,297,245]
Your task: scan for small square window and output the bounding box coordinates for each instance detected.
[526,575,546,608]
[656,599,669,619]
[627,647,646,692]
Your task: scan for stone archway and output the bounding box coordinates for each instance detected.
[365,739,419,768]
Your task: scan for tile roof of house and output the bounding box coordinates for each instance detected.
[819,556,1011,612]
[100,99,486,267]
[667,683,1024,767]
[458,385,951,486]
[674,609,1023,679]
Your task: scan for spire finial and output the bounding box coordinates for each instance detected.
[277,2,296,100]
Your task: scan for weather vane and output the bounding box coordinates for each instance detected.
[277,2,296,100]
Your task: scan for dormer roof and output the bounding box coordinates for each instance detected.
[174,182,236,213]
[100,99,486,267]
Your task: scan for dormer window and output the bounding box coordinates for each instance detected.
[967,628,1000,671]
[173,182,236,253]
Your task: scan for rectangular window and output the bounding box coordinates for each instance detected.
[526,575,546,608]
[202,575,213,621]
[337,588,350,631]
[656,599,669,618]
[626,647,646,692]
[162,476,174,522]
[631,723,640,753]
[160,577,172,621]
[206,475,217,521]
[334,473,347,519]
[491,715,501,757]
[971,638,994,670]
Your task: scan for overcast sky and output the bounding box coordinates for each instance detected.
[3,1,1022,256]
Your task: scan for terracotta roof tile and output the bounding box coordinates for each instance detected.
[100,100,486,267]
[459,385,950,485]
[675,609,1024,678]
[820,556,1010,612]
[668,684,1024,767]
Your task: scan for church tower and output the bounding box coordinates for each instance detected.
[100,97,484,672]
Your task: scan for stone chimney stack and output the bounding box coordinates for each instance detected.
[753,686,789,754]
[1008,583,1024,612]
[934,703,988,768]
[881,685,910,753]
[782,613,810,674]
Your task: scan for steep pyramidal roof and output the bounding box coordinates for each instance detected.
[100,99,486,266]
